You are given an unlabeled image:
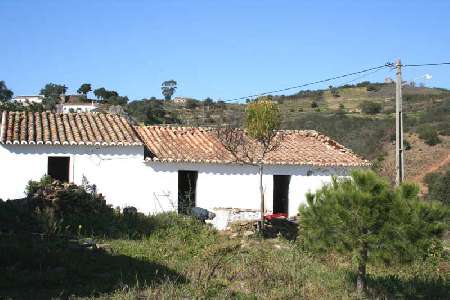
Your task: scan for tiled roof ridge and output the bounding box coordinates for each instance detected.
[139,125,358,153]
[136,125,371,167]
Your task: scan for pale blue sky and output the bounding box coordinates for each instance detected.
[1,0,450,101]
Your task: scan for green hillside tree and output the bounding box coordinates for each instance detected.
[299,170,448,294]
[77,83,92,97]
[0,80,13,102]
[93,87,107,100]
[161,80,177,101]
[40,83,67,110]
[424,170,450,204]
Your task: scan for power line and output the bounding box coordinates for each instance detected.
[224,63,392,102]
[403,62,450,67]
[336,65,391,87]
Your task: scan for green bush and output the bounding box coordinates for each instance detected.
[403,139,412,150]
[311,101,318,108]
[424,170,450,204]
[25,175,53,195]
[1,177,164,238]
[360,100,382,114]
[417,125,441,145]
[366,84,380,92]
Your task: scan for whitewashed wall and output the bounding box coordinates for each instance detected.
[0,145,352,217]
[147,162,352,217]
[0,145,155,213]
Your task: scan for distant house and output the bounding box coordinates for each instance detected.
[0,111,369,229]
[173,97,189,104]
[58,102,99,113]
[384,77,394,84]
[12,95,44,105]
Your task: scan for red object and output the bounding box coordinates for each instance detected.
[264,213,288,221]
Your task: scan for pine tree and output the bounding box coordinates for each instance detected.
[299,170,449,294]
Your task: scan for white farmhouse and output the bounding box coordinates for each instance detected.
[0,111,369,228]
[59,102,99,113]
[12,95,44,105]
[0,111,148,209]
[135,126,369,224]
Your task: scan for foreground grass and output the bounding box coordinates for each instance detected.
[1,214,449,299]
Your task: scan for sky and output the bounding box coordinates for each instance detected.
[1,0,450,101]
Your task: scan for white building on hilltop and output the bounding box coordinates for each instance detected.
[0,111,369,229]
[59,102,99,113]
[12,95,44,105]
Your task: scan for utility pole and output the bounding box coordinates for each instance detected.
[395,59,404,185]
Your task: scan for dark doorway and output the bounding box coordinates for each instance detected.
[48,157,70,182]
[178,171,198,214]
[273,175,290,214]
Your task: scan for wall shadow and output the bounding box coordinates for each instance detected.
[0,235,186,299]
[263,218,298,240]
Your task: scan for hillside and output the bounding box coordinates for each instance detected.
[126,83,450,190]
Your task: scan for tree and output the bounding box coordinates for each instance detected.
[299,170,449,293]
[40,83,67,98]
[104,90,119,99]
[40,83,67,111]
[203,97,213,106]
[360,100,382,114]
[77,83,92,96]
[161,80,177,101]
[93,88,121,103]
[105,95,128,106]
[184,99,198,109]
[216,97,282,231]
[329,85,340,97]
[366,84,380,92]
[424,170,450,204]
[0,81,13,102]
[93,88,107,100]
[144,100,166,124]
[417,125,441,146]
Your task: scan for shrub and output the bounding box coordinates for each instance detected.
[185,99,199,109]
[424,170,450,204]
[360,101,382,114]
[311,101,318,108]
[403,139,412,150]
[417,125,441,146]
[366,84,380,92]
[2,177,162,238]
[329,86,340,97]
[25,175,53,195]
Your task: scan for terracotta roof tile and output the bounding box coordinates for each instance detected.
[136,125,370,167]
[0,111,142,146]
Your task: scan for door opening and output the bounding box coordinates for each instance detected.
[178,170,198,214]
[48,156,70,182]
[273,175,290,214]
